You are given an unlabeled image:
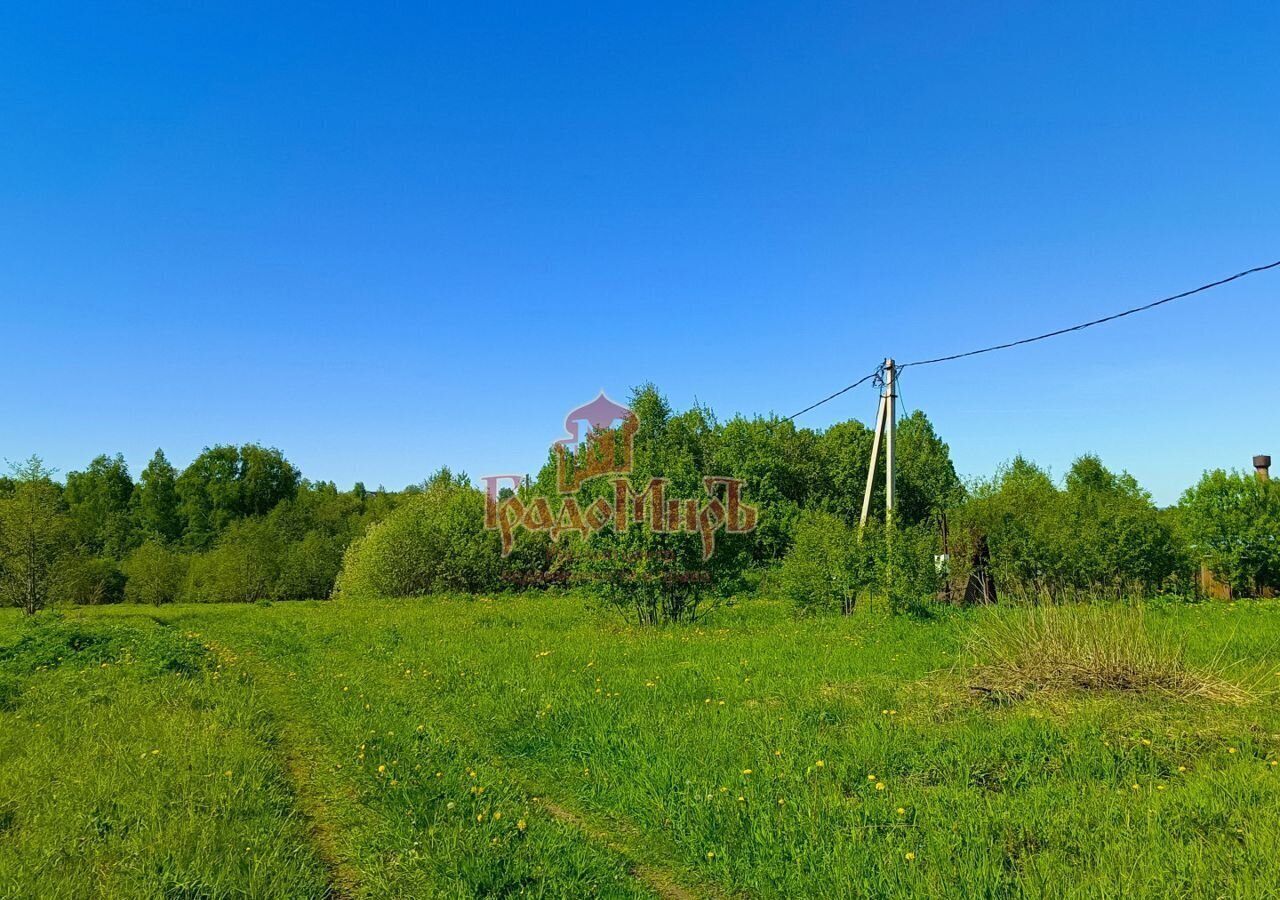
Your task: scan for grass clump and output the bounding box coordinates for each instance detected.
[967,605,1249,702]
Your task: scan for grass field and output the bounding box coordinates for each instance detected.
[2,596,1279,898]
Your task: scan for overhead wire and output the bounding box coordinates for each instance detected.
[784,257,1280,421]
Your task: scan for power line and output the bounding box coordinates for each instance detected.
[785,370,880,421]
[784,256,1279,422]
[901,258,1280,369]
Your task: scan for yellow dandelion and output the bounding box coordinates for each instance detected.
[1132,784,1140,791]
[706,851,715,859]
[816,760,824,768]
[897,807,906,815]
[876,782,885,791]
[378,765,386,774]
[1156,784,1165,791]
[867,774,876,782]
[517,819,527,831]
[1141,739,1151,746]
[493,811,502,821]
[905,852,916,861]
[742,769,753,775]
[1178,766,1187,773]
[1229,747,1238,754]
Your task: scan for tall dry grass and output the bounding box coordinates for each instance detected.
[967,604,1251,703]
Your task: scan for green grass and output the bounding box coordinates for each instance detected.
[2,597,1280,898]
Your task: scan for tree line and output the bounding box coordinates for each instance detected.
[2,385,1276,618]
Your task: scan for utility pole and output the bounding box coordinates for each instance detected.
[859,357,897,530]
[884,357,896,522]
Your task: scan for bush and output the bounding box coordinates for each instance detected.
[274,530,346,600]
[879,522,941,616]
[182,519,283,603]
[334,484,500,599]
[52,555,125,605]
[122,540,189,606]
[777,511,877,615]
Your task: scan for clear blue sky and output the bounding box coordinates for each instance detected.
[3,2,1277,505]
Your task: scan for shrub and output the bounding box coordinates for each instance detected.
[274,530,346,600]
[52,555,126,605]
[182,519,283,603]
[334,484,500,599]
[777,511,877,615]
[879,522,940,616]
[122,540,189,605]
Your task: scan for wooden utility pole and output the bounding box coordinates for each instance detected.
[859,358,897,529]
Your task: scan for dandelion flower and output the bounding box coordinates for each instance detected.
[1229,748,1238,754]
[897,807,906,815]
[742,769,753,775]
[706,851,715,859]
[876,782,885,791]
[378,765,386,774]
[1178,766,1187,773]
[816,760,825,768]
[517,819,527,831]
[905,852,916,861]
[867,774,876,782]
[1141,739,1151,746]
[493,812,502,821]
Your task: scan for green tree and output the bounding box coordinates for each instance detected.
[895,411,965,527]
[1179,469,1280,597]
[135,449,182,544]
[64,453,135,557]
[177,445,299,548]
[0,456,69,614]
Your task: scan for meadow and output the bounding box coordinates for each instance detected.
[2,596,1279,898]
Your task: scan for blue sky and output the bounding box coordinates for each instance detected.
[2,2,1277,504]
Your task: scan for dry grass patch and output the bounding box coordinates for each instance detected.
[967,605,1250,703]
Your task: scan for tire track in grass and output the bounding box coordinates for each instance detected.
[418,707,737,900]
[275,725,363,900]
[531,796,703,900]
[219,637,731,900]
[204,642,361,900]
